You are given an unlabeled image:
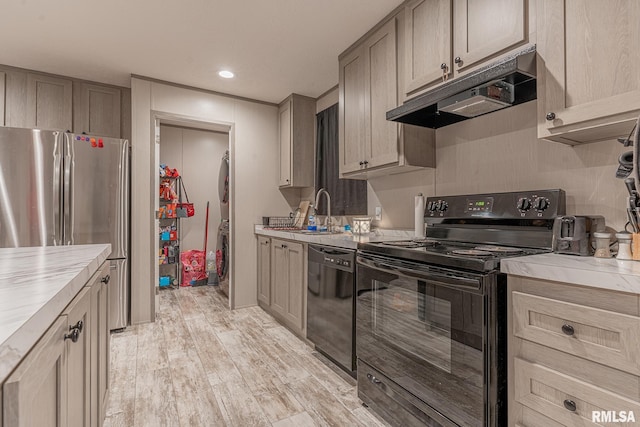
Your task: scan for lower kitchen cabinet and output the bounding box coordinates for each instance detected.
[257,236,307,338]
[63,287,92,427]
[257,236,271,306]
[508,276,640,426]
[86,263,110,427]
[2,262,111,427]
[3,316,69,426]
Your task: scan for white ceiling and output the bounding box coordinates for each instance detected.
[0,0,404,104]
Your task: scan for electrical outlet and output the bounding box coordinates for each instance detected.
[375,206,382,221]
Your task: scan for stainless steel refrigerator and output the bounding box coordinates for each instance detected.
[0,127,130,330]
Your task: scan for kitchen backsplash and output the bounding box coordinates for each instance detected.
[368,101,628,232]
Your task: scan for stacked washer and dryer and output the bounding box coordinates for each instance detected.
[216,151,230,296]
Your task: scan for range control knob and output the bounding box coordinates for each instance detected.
[438,201,448,212]
[427,201,436,212]
[534,197,549,211]
[517,197,532,211]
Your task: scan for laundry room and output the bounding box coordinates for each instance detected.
[157,123,230,295]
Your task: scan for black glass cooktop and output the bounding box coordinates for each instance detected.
[359,239,547,272]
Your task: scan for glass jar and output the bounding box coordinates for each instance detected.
[615,232,633,260]
[593,232,612,258]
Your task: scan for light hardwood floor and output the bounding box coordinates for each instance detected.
[104,286,389,427]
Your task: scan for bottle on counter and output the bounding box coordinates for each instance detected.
[307,205,317,231]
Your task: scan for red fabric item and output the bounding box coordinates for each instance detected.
[180,250,206,286]
[216,249,224,276]
[177,202,195,217]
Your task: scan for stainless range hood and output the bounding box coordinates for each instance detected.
[387,45,537,128]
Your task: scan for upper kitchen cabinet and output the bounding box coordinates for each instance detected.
[452,0,528,74]
[26,73,73,131]
[5,72,74,131]
[0,65,130,139]
[74,82,121,138]
[403,0,452,99]
[339,14,435,179]
[403,0,532,100]
[537,0,640,145]
[278,94,315,188]
[339,44,366,175]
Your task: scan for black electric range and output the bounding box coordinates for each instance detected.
[359,189,567,272]
[355,189,566,427]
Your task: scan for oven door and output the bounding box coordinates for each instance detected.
[356,252,490,427]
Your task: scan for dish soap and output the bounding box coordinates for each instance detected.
[307,205,317,231]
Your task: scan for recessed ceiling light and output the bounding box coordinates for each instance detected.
[218,70,234,79]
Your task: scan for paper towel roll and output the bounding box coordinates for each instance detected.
[415,193,425,238]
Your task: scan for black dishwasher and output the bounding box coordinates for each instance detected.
[307,244,356,376]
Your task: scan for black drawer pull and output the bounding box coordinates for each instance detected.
[561,324,575,336]
[366,373,382,385]
[563,399,576,412]
[101,275,110,284]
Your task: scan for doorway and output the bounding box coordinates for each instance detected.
[155,122,230,305]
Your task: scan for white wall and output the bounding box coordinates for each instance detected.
[159,125,228,253]
[131,78,291,323]
[367,101,628,231]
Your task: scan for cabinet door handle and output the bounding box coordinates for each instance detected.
[454,56,462,65]
[70,320,84,333]
[561,324,574,336]
[101,274,110,284]
[64,328,80,343]
[366,373,382,385]
[281,244,287,249]
[546,112,556,121]
[359,161,364,166]
[363,160,369,165]
[440,63,449,81]
[563,399,576,412]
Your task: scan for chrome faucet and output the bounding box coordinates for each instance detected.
[314,188,332,231]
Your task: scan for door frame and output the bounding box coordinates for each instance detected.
[151,111,234,309]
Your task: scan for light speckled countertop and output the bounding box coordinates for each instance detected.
[0,244,111,383]
[501,253,640,294]
[254,225,413,249]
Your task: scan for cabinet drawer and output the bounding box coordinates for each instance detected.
[514,405,564,427]
[514,358,640,426]
[512,291,640,375]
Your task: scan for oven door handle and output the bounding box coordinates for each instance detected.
[357,255,482,290]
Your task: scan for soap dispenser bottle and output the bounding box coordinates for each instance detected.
[307,205,317,231]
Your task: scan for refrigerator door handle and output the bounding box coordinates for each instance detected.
[63,133,73,245]
[114,140,130,258]
[53,131,63,246]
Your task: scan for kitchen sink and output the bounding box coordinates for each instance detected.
[291,230,345,235]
